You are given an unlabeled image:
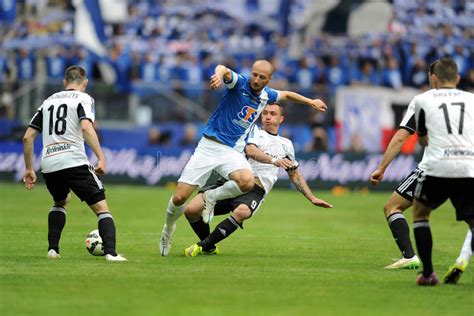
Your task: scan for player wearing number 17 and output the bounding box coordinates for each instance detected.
[411,57,474,285]
[22,65,126,262]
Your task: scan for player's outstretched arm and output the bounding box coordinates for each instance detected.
[81,120,106,175]
[278,91,327,112]
[288,169,333,208]
[210,65,232,90]
[370,128,411,186]
[245,144,294,169]
[22,127,39,190]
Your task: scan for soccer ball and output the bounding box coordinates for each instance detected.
[85,229,104,256]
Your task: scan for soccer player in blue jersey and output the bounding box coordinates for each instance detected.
[159,60,328,256]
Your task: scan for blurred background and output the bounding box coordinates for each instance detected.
[1,0,473,189]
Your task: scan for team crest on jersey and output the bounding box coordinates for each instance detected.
[233,106,258,128]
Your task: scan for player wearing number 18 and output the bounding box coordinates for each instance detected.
[22,65,126,262]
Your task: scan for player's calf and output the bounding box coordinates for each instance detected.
[201,215,241,251]
[97,212,117,256]
[48,206,67,254]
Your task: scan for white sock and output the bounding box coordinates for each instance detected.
[456,228,473,264]
[207,180,244,201]
[165,197,184,228]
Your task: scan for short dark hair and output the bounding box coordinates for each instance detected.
[429,57,458,82]
[268,102,284,116]
[64,65,86,84]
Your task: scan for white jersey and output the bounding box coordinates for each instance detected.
[414,88,474,178]
[29,90,95,173]
[246,126,298,194]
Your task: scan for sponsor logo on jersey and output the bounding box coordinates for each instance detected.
[443,147,474,158]
[232,106,258,128]
[238,106,257,122]
[50,92,79,100]
[44,143,73,157]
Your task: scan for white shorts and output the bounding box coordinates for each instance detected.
[178,137,252,188]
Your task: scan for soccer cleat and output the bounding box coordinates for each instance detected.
[417,272,439,286]
[159,223,176,256]
[105,254,127,262]
[444,259,467,284]
[202,246,219,255]
[184,244,201,257]
[201,191,216,224]
[184,244,220,257]
[384,256,420,269]
[47,249,61,259]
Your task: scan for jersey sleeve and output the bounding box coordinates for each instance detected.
[77,95,95,123]
[28,105,43,132]
[246,125,261,146]
[413,98,427,136]
[224,71,244,89]
[285,140,299,170]
[266,88,280,103]
[398,99,416,134]
[416,109,428,136]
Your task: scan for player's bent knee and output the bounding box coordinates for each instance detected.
[383,202,406,217]
[172,187,195,205]
[184,205,201,218]
[383,203,397,217]
[236,176,254,193]
[89,199,109,215]
[173,183,196,206]
[172,194,188,206]
[233,206,252,222]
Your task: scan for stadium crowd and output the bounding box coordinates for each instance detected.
[1,0,473,151]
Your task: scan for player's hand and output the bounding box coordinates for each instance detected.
[23,170,37,190]
[369,169,384,186]
[310,99,327,112]
[310,197,333,208]
[274,158,294,169]
[95,160,106,175]
[210,73,223,90]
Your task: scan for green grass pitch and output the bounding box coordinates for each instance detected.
[0,183,472,315]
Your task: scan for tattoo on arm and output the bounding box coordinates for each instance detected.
[293,174,311,199]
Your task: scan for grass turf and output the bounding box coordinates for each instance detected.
[0,183,472,316]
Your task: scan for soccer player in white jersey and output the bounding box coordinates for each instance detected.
[370,80,472,272]
[180,103,333,257]
[159,60,328,256]
[22,66,126,262]
[411,57,474,286]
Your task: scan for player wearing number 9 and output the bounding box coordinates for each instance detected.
[182,103,333,257]
[22,65,127,262]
